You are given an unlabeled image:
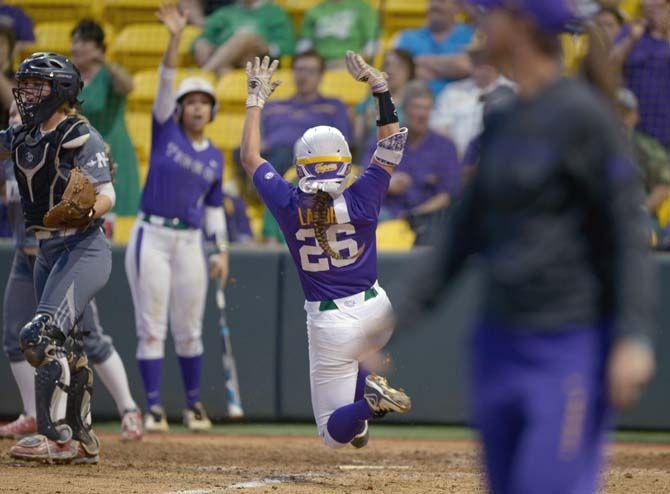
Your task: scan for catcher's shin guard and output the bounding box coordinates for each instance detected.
[35,356,73,443]
[65,334,100,458]
[19,313,65,367]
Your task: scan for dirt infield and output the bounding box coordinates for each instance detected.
[1,431,670,493]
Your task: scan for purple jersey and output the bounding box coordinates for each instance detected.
[253,161,390,301]
[141,116,224,228]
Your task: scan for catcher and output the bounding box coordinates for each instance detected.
[0,52,115,464]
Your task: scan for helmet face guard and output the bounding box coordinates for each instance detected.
[13,52,82,127]
[296,158,352,195]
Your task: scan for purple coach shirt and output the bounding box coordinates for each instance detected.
[262,95,352,149]
[0,6,34,43]
[253,161,390,301]
[141,116,224,228]
[618,25,670,149]
[364,130,460,217]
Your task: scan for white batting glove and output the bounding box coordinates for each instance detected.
[345,50,388,93]
[245,56,282,109]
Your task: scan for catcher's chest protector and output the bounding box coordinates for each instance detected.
[11,117,89,229]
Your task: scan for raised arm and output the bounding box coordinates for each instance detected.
[345,51,406,175]
[153,3,189,123]
[240,56,282,177]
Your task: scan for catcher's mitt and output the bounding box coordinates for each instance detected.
[43,168,96,229]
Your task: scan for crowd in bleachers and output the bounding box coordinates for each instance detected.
[2,0,670,250]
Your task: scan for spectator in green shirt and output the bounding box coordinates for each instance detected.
[297,0,379,67]
[70,19,140,217]
[617,87,670,216]
[193,0,295,77]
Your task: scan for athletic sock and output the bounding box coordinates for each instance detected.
[10,360,36,418]
[177,354,203,409]
[355,365,371,402]
[137,358,163,409]
[326,399,374,444]
[94,350,138,416]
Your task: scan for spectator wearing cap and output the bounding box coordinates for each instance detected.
[617,87,670,215]
[258,50,351,176]
[395,0,474,96]
[193,0,294,77]
[0,27,15,128]
[595,6,625,44]
[296,0,379,68]
[612,0,670,150]
[0,1,34,56]
[353,48,414,154]
[71,19,140,216]
[429,36,514,158]
[363,81,460,244]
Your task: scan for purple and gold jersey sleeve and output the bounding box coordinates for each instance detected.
[253,162,296,225]
[345,163,391,224]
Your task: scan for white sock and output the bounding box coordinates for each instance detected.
[94,350,138,416]
[10,361,36,418]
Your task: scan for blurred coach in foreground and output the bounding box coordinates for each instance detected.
[388,1,656,493]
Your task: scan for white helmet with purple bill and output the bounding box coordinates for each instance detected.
[294,126,352,196]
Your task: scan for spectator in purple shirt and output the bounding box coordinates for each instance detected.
[0,2,34,55]
[363,81,460,245]
[260,50,351,175]
[612,0,670,149]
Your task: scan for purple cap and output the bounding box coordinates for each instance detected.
[468,0,579,34]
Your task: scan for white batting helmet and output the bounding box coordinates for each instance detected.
[294,126,352,195]
[175,77,217,120]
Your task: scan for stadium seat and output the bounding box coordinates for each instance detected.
[620,0,642,19]
[125,111,152,165]
[127,68,216,113]
[113,215,136,245]
[376,219,415,251]
[560,33,588,76]
[320,70,368,106]
[205,113,245,152]
[5,0,92,24]
[110,24,201,73]
[19,22,116,61]
[381,0,428,35]
[102,0,163,30]
[216,69,295,113]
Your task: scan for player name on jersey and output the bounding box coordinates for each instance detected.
[298,205,336,227]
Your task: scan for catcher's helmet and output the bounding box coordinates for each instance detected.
[294,126,352,196]
[13,52,83,127]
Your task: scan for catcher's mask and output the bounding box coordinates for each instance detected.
[14,52,83,127]
[175,76,218,122]
[294,126,352,197]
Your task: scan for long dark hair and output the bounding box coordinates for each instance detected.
[313,190,365,260]
[579,21,618,104]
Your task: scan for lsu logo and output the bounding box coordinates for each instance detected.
[315,163,337,174]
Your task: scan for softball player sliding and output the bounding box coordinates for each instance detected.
[125,4,228,432]
[240,52,411,449]
[0,102,142,443]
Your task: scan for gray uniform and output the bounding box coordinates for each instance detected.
[1,156,113,362]
[0,119,113,338]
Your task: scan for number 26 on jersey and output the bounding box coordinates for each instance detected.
[296,225,359,272]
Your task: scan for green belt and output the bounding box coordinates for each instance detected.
[319,287,378,312]
[141,213,190,230]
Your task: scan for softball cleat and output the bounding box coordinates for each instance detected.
[183,402,212,432]
[144,405,169,433]
[9,434,78,463]
[350,420,369,449]
[0,414,37,439]
[120,408,143,441]
[364,374,412,415]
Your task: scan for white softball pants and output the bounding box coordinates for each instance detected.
[305,282,394,448]
[125,219,207,360]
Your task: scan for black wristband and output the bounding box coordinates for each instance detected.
[374,91,399,127]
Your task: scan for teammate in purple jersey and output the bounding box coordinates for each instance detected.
[388,1,656,492]
[241,52,411,449]
[125,4,229,433]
